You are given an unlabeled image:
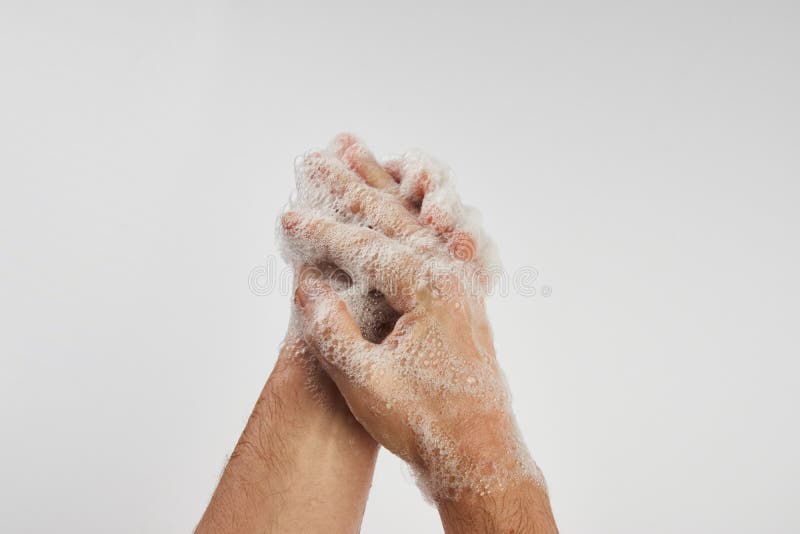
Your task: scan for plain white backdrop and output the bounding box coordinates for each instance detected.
[2,1,798,532]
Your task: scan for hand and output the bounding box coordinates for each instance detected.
[281,135,557,532]
[198,135,397,533]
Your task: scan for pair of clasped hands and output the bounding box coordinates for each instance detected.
[197,135,558,533]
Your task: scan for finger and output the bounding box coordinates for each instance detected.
[420,203,478,262]
[326,132,359,157]
[298,151,421,239]
[328,134,395,189]
[389,153,434,208]
[390,152,463,229]
[294,266,392,426]
[390,152,464,219]
[381,158,404,184]
[295,265,370,367]
[390,151,480,262]
[282,211,421,311]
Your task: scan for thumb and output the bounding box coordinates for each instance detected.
[294,266,383,418]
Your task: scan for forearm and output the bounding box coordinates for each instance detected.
[196,344,378,533]
[437,480,558,534]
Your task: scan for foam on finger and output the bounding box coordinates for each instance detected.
[388,149,500,272]
[279,139,543,502]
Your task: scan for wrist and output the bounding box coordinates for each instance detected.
[412,408,536,499]
[238,336,378,473]
[437,478,557,534]
[403,409,557,532]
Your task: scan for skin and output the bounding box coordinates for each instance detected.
[195,337,379,533]
[198,135,558,533]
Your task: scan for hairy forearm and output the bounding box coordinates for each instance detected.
[437,480,558,534]
[196,347,378,533]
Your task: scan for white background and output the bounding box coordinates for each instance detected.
[2,1,798,532]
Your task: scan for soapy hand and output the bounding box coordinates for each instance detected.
[280,136,545,504]
[199,135,557,534]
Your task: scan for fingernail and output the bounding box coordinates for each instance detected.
[294,285,307,307]
[282,211,301,232]
[297,266,323,304]
[328,132,359,157]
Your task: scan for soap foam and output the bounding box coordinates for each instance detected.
[278,144,542,500]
